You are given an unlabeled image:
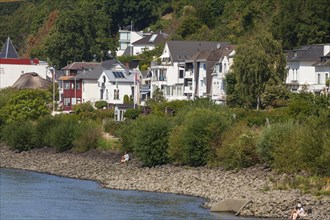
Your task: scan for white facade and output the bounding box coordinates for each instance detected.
[97,70,138,105]
[0,62,49,89]
[196,62,207,97]
[211,50,235,103]
[117,30,143,57]
[82,79,99,103]
[286,44,330,93]
[133,44,155,56]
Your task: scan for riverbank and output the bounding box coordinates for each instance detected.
[1,146,329,219]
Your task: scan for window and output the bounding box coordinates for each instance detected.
[326,73,329,83]
[114,89,119,100]
[106,89,109,100]
[179,69,184,78]
[64,82,70,90]
[120,32,130,40]
[64,98,71,106]
[76,82,81,90]
[318,74,321,84]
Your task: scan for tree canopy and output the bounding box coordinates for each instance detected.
[230,29,286,109]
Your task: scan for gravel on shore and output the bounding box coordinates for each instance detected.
[1,146,329,219]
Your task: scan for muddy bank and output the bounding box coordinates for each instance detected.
[1,146,329,219]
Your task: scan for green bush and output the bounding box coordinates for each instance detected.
[132,115,171,167]
[47,115,81,152]
[34,115,56,147]
[95,109,114,120]
[257,121,298,163]
[124,108,141,120]
[215,123,260,169]
[103,118,120,135]
[168,108,231,166]
[94,100,108,109]
[2,120,37,151]
[73,121,102,152]
[73,102,95,114]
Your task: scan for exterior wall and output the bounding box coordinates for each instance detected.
[0,63,48,89]
[117,30,143,57]
[211,53,235,103]
[286,61,323,92]
[62,79,82,111]
[133,45,155,56]
[105,83,133,104]
[315,65,330,92]
[82,80,99,103]
[197,62,207,97]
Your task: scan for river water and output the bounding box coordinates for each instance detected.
[0,168,283,220]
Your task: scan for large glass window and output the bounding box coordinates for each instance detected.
[120,32,130,40]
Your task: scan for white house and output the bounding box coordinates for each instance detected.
[97,68,140,106]
[0,37,50,89]
[132,32,167,55]
[210,45,236,104]
[150,41,229,101]
[286,44,330,93]
[117,28,144,57]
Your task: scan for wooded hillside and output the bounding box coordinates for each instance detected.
[1,0,329,68]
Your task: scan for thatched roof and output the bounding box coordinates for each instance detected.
[12,72,51,89]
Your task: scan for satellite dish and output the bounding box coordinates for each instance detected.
[217,43,221,49]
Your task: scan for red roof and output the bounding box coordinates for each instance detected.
[0,58,39,65]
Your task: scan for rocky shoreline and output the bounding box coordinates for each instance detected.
[1,146,329,219]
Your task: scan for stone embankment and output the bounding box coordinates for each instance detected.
[1,146,329,219]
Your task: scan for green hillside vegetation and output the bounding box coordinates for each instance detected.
[1,0,329,68]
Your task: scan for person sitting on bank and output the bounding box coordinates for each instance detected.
[120,151,129,163]
[290,202,307,219]
[296,202,307,218]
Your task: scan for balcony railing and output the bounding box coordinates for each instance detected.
[184,85,193,93]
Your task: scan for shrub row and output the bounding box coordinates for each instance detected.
[1,114,103,153]
[116,106,329,176]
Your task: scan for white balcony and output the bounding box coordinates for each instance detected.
[185,70,193,78]
[184,85,193,93]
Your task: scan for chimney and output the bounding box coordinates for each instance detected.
[324,44,330,56]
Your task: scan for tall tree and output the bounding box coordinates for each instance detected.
[232,28,286,110]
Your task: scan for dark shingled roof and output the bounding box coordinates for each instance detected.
[12,72,51,89]
[0,37,19,58]
[287,45,324,62]
[166,41,229,62]
[132,32,168,46]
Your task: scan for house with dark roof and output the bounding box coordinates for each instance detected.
[0,37,50,89]
[97,61,141,110]
[286,44,330,93]
[149,41,229,101]
[132,31,168,55]
[58,61,101,111]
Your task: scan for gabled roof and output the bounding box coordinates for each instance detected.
[103,69,135,83]
[189,45,236,62]
[132,32,168,46]
[12,72,51,89]
[76,59,125,80]
[166,41,230,62]
[287,45,324,62]
[62,62,100,70]
[0,37,19,58]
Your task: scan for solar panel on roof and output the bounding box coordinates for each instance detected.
[113,71,125,78]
